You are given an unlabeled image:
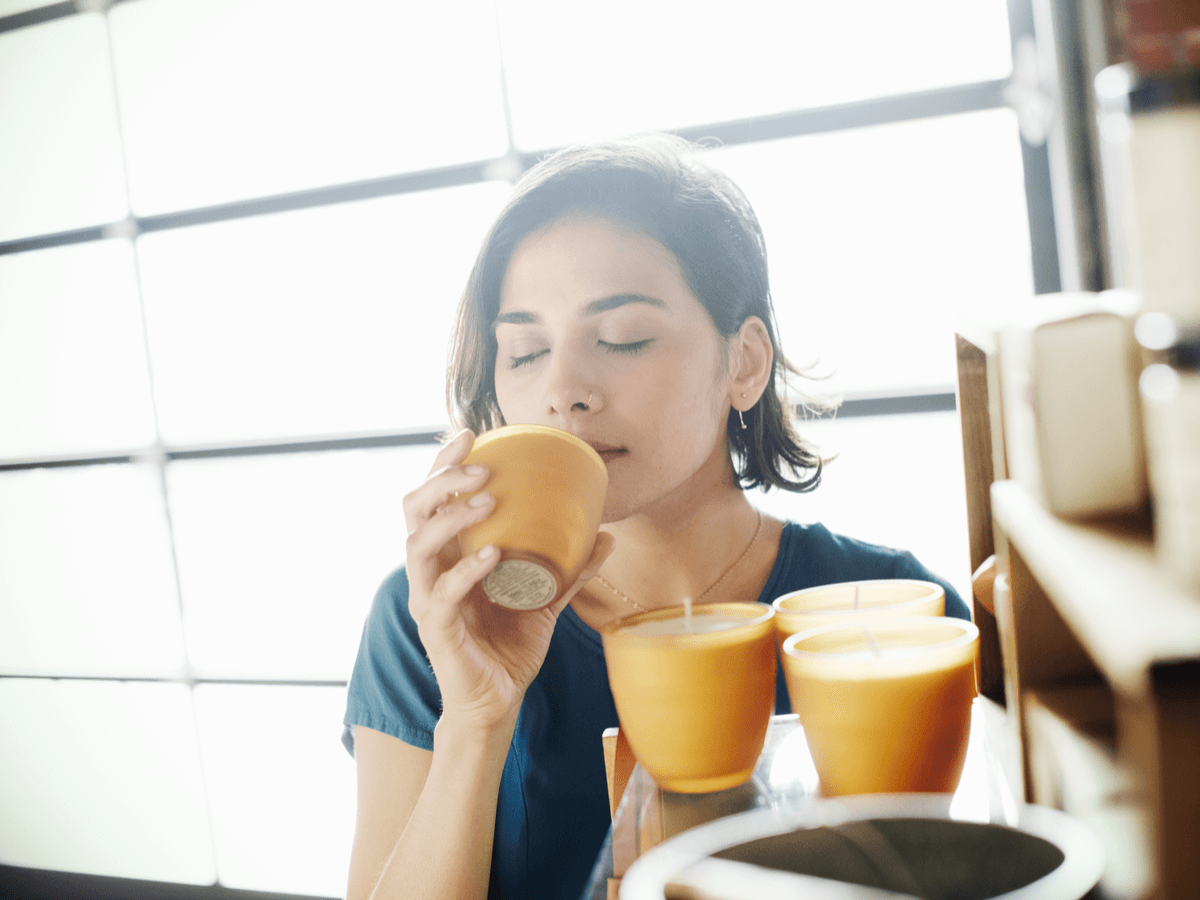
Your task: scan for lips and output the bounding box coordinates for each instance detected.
[586,442,627,463]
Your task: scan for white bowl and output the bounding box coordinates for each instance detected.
[619,794,1103,900]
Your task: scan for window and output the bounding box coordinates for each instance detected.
[0,1,1029,895]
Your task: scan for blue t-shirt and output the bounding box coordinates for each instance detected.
[342,521,969,900]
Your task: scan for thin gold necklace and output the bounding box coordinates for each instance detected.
[592,509,765,613]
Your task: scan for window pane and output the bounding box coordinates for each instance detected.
[0,679,216,883]
[137,182,509,446]
[0,239,157,460]
[168,445,435,680]
[0,1,55,15]
[706,109,1032,398]
[108,0,509,216]
[0,13,128,242]
[194,684,355,897]
[498,0,1012,151]
[751,410,971,601]
[0,464,185,677]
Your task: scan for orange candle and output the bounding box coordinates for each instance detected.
[772,579,945,655]
[602,603,776,793]
[458,424,607,610]
[781,616,978,796]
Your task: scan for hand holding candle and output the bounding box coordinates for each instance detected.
[456,424,608,610]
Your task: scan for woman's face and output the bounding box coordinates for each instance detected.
[493,214,735,522]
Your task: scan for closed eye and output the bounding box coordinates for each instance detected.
[599,339,654,355]
[508,348,548,369]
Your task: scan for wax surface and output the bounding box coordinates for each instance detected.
[617,614,755,636]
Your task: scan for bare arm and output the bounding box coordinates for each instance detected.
[345,430,613,900]
[347,717,514,900]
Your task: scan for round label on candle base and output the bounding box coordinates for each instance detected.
[482,558,559,610]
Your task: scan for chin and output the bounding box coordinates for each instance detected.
[599,493,639,525]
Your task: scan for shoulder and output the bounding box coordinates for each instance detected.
[344,566,441,753]
[776,521,920,574]
[773,522,971,621]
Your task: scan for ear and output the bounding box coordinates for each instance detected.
[729,316,773,411]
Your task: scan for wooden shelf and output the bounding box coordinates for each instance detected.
[958,327,1200,899]
[991,480,1200,698]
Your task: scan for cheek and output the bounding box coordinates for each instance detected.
[645,361,729,441]
[493,373,526,424]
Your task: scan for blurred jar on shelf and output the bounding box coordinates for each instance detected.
[1137,312,1200,590]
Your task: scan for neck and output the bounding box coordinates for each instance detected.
[591,490,767,613]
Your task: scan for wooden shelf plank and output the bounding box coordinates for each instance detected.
[991,480,1200,697]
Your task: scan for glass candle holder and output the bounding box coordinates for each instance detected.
[771,579,945,655]
[602,603,776,794]
[781,616,979,797]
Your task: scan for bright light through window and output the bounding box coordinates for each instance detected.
[752,411,972,601]
[0,1,1025,896]
[0,679,215,883]
[707,108,1033,398]
[193,684,356,897]
[168,446,438,681]
[498,0,1012,150]
[137,182,511,445]
[0,13,128,243]
[108,0,509,216]
[0,464,184,678]
[0,239,156,459]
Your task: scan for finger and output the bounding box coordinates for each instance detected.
[413,542,499,630]
[550,531,616,617]
[402,432,489,533]
[431,428,475,471]
[405,491,496,588]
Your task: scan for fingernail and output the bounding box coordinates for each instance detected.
[477,544,497,560]
[465,465,486,476]
[468,492,492,507]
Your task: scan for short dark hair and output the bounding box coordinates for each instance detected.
[446,133,823,493]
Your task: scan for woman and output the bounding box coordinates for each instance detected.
[342,134,970,900]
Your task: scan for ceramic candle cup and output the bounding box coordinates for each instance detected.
[457,424,608,611]
[781,616,979,797]
[772,579,945,655]
[601,603,777,794]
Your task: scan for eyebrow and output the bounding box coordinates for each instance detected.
[493,292,667,327]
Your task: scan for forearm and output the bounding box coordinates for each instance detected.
[367,713,517,900]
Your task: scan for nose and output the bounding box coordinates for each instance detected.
[543,348,601,418]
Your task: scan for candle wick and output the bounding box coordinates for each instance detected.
[862,623,881,658]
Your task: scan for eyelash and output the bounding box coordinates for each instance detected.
[507,339,653,370]
[599,339,653,356]
[509,350,547,369]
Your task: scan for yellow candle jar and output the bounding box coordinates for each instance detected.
[457,424,607,611]
[772,579,945,655]
[781,616,979,797]
[601,603,776,794]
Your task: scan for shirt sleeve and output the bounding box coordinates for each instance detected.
[341,567,441,756]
